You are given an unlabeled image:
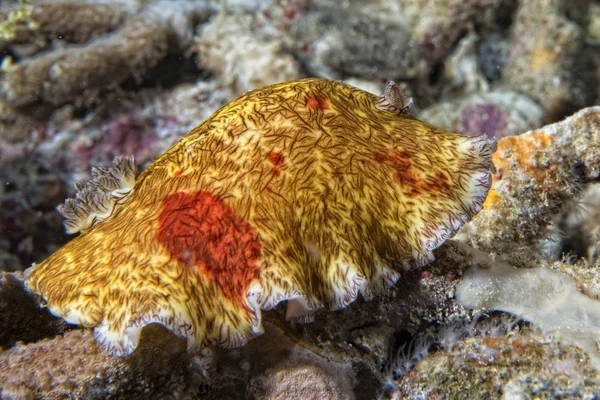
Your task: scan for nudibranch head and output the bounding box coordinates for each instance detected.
[25,78,496,356]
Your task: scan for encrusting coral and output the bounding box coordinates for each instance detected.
[25,78,496,357]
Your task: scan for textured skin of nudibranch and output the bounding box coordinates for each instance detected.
[25,78,496,356]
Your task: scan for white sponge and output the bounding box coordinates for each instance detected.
[457,247,600,370]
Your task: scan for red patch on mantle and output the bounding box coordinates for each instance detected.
[157,192,262,307]
[268,152,284,177]
[268,152,285,166]
[307,96,329,110]
[374,150,450,196]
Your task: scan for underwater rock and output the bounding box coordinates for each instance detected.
[457,106,600,262]
[589,3,600,42]
[419,90,543,139]
[0,0,215,112]
[0,101,39,143]
[556,185,600,263]
[350,326,395,368]
[250,364,354,400]
[477,32,510,83]
[0,156,69,271]
[0,316,362,400]
[457,248,600,370]
[439,32,489,98]
[0,13,169,108]
[0,2,126,45]
[70,114,158,168]
[395,0,509,64]
[289,8,425,81]
[0,326,190,400]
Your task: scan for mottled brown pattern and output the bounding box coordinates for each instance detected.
[26,79,495,356]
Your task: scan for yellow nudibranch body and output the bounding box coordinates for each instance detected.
[25,79,496,356]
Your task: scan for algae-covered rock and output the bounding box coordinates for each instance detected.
[457,107,600,262]
[393,331,600,399]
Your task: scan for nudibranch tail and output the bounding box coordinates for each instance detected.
[25,78,495,357]
[57,156,136,234]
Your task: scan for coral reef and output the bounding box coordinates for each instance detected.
[0,2,126,44]
[0,0,599,398]
[0,315,363,400]
[0,327,187,399]
[1,13,171,108]
[0,0,215,142]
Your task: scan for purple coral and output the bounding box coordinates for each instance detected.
[460,103,508,138]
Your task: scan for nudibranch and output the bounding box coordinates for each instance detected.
[25,78,496,356]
